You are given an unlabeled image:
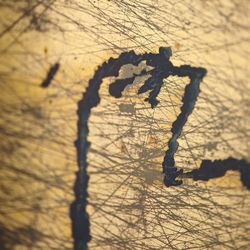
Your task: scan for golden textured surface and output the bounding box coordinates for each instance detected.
[0,1,249,249]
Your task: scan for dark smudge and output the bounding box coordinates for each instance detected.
[40,63,60,88]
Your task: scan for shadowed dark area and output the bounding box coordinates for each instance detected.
[0,223,44,250]
[185,157,250,189]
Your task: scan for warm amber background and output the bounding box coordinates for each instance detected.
[0,0,250,249]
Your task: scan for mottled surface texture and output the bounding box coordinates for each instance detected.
[0,0,250,249]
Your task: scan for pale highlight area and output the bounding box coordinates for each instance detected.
[0,0,249,249]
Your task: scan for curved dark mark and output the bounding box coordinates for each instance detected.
[162,65,207,186]
[183,157,250,189]
[72,47,206,249]
[40,63,60,88]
